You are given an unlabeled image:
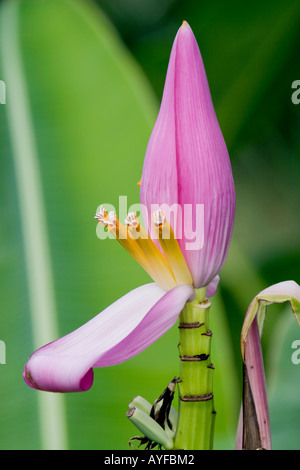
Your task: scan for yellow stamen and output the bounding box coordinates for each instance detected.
[125,212,177,290]
[152,210,193,286]
[96,208,176,291]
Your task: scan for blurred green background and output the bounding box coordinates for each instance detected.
[0,0,299,450]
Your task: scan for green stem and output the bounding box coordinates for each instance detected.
[174,288,216,450]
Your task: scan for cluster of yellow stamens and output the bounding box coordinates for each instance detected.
[94,206,193,291]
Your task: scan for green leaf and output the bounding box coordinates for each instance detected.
[0,0,157,450]
[215,0,300,148]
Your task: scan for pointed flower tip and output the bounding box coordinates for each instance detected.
[179,20,194,37]
[180,20,190,30]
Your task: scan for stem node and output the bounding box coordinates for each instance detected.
[174,293,215,450]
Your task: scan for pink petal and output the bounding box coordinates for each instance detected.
[175,23,235,288]
[140,30,178,241]
[236,281,300,449]
[242,316,271,450]
[206,275,220,298]
[140,22,235,288]
[235,408,243,450]
[23,283,194,392]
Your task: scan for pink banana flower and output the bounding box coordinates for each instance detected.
[141,21,235,289]
[23,21,235,394]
